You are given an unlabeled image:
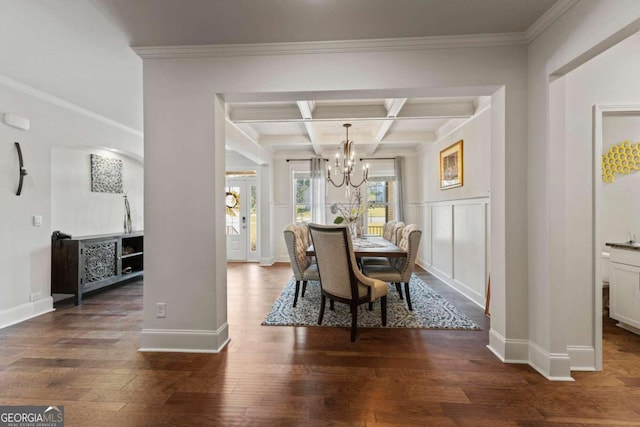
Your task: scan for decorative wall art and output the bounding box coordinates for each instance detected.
[440,140,463,189]
[602,140,640,183]
[90,154,123,193]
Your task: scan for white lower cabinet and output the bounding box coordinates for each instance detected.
[610,249,640,333]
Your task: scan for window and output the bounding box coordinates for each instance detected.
[293,171,312,222]
[364,159,396,235]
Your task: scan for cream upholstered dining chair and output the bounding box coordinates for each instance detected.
[308,223,388,342]
[381,220,398,240]
[363,224,422,311]
[283,223,319,307]
[361,221,405,267]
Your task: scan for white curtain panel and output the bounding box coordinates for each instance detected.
[394,157,405,222]
[310,157,326,224]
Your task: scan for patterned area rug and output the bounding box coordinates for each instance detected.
[262,274,481,330]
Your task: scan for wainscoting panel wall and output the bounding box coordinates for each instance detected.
[274,202,292,263]
[453,203,487,304]
[418,197,489,308]
[431,205,454,277]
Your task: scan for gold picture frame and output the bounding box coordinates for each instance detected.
[440,140,463,189]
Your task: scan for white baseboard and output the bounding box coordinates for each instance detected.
[487,328,529,363]
[528,341,574,381]
[139,323,230,353]
[275,255,290,264]
[0,297,54,329]
[420,262,485,309]
[260,256,277,266]
[567,345,596,371]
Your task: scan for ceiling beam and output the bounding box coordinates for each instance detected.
[225,119,273,165]
[230,102,475,123]
[260,131,436,148]
[229,106,302,122]
[370,98,407,154]
[260,135,312,146]
[398,102,475,119]
[296,100,321,155]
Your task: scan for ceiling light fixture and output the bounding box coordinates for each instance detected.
[327,123,369,190]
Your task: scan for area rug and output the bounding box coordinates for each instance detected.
[262,274,481,330]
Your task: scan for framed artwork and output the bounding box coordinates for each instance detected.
[90,154,123,193]
[440,140,463,189]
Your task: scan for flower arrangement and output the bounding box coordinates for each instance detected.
[330,189,366,234]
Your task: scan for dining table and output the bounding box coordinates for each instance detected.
[306,235,406,258]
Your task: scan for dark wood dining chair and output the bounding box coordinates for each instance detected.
[308,223,388,342]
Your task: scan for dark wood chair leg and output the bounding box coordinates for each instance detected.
[293,280,301,307]
[318,295,326,325]
[368,302,373,311]
[350,303,358,342]
[395,282,404,300]
[301,280,307,297]
[329,299,335,311]
[404,282,413,311]
[381,296,387,326]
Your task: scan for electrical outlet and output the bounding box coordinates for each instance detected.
[29,292,42,302]
[156,302,166,318]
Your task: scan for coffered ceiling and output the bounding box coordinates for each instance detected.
[228,96,489,156]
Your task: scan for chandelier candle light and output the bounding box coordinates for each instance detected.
[327,123,369,190]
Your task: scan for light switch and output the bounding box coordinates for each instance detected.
[33,215,42,227]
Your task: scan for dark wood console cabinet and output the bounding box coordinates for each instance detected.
[51,231,143,305]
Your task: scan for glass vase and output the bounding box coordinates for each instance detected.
[348,222,358,239]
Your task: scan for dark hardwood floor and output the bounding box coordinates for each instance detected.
[1,263,640,426]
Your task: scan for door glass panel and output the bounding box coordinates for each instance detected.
[249,184,257,252]
[225,186,241,236]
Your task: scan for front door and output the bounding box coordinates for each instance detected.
[226,176,258,261]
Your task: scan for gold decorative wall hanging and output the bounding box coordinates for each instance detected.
[602,140,640,183]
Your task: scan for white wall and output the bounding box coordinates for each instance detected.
[140,41,523,354]
[0,80,143,328]
[226,151,257,171]
[416,108,492,307]
[563,34,640,364]
[528,1,640,378]
[601,115,640,244]
[422,109,491,202]
[51,147,143,237]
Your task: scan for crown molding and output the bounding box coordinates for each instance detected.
[0,74,143,138]
[133,33,527,59]
[525,0,579,43]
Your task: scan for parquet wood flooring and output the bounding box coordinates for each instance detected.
[1,263,640,426]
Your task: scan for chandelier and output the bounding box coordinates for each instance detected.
[327,123,369,189]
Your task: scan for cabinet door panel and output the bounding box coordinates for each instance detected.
[82,239,118,284]
[611,263,640,329]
